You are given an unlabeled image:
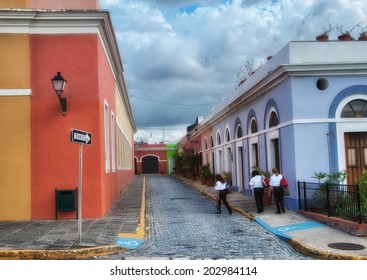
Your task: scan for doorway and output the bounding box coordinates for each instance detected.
[142,156,159,174]
[269,138,280,172]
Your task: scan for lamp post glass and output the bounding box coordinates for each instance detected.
[51,72,67,95]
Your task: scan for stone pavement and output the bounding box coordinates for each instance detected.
[0,176,145,260]
[177,176,367,260]
[1,175,367,260]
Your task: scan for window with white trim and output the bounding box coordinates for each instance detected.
[104,101,110,173]
[111,111,116,173]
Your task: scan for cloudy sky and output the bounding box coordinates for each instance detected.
[100,0,366,143]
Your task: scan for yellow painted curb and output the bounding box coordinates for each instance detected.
[118,176,146,240]
[0,245,127,260]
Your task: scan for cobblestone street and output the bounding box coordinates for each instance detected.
[104,175,311,260]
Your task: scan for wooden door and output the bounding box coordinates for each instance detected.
[344,132,367,185]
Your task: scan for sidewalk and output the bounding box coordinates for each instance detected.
[0,176,146,260]
[1,175,367,260]
[176,176,367,260]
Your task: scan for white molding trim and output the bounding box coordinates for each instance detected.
[0,9,136,130]
[0,89,31,96]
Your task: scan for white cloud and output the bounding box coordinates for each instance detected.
[100,0,367,143]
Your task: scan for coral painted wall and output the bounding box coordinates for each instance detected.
[97,40,118,215]
[30,34,104,219]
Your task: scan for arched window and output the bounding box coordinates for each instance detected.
[205,139,208,150]
[341,99,367,118]
[269,111,278,128]
[236,125,243,138]
[217,133,221,146]
[250,119,257,134]
[226,128,230,142]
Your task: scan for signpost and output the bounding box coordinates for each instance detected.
[70,129,92,244]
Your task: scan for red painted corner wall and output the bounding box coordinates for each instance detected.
[30,34,103,219]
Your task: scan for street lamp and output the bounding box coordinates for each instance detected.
[51,72,67,115]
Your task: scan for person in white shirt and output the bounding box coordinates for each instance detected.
[269,167,285,214]
[249,170,264,213]
[214,174,232,215]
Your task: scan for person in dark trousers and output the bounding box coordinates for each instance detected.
[269,167,285,214]
[214,174,232,215]
[249,170,264,213]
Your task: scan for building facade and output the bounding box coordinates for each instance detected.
[0,0,136,220]
[179,40,367,211]
[134,144,178,175]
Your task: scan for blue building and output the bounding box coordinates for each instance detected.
[179,40,367,211]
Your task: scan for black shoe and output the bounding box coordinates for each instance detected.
[282,210,285,213]
[257,211,262,213]
[215,211,221,214]
[229,211,232,215]
[275,212,281,214]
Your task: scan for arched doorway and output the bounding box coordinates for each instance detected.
[341,99,367,184]
[142,155,159,174]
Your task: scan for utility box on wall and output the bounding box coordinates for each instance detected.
[55,188,78,220]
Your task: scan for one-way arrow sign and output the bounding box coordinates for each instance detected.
[70,129,92,145]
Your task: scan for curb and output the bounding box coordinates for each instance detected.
[0,245,127,260]
[115,176,146,249]
[289,238,367,260]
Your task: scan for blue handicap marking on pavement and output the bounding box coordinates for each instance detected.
[273,221,323,234]
[255,218,325,242]
[115,237,144,249]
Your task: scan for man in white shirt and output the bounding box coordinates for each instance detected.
[249,170,264,213]
[269,168,285,214]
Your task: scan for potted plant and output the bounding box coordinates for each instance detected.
[200,164,209,185]
[358,25,367,41]
[201,164,214,187]
[336,21,364,41]
[316,24,333,41]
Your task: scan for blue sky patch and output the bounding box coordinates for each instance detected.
[179,3,200,14]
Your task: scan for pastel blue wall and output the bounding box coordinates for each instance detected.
[209,75,367,211]
[200,42,367,211]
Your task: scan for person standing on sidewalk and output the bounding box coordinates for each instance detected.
[269,168,285,214]
[249,170,264,213]
[214,174,232,215]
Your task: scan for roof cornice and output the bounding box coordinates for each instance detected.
[0,9,136,131]
[188,61,367,142]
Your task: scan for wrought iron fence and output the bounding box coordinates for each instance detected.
[298,181,363,224]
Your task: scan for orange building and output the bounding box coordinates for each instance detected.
[0,0,136,220]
